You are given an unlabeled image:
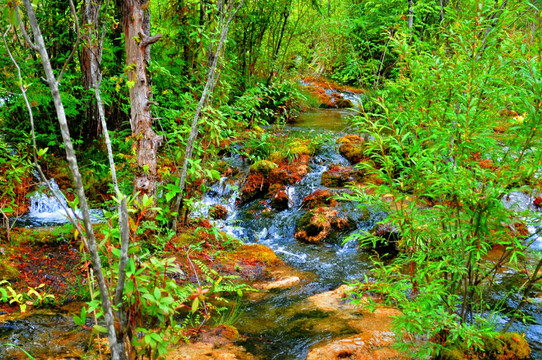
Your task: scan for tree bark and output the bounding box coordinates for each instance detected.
[121,0,162,207]
[81,0,104,140]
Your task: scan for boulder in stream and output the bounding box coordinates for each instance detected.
[210,204,228,220]
[270,189,289,211]
[321,165,362,188]
[368,221,402,255]
[295,207,354,243]
[301,189,337,209]
[338,135,366,164]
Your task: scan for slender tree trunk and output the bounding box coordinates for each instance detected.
[267,4,290,84]
[121,0,162,208]
[16,1,124,358]
[85,0,131,351]
[81,0,103,140]
[171,0,244,230]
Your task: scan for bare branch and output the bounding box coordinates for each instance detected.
[14,4,38,51]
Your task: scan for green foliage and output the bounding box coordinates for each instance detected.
[0,280,56,313]
[225,80,303,126]
[76,194,251,359]
[0,139,33,237]
[341,1,542,357]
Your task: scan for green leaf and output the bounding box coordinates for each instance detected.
[191,297,200,314]
[92,324,108,334]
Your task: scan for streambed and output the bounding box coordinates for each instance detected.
[2,109,542,359]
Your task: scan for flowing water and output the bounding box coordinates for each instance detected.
[2,109,542,359]
[16,178,103,227]
[194,110,542,359]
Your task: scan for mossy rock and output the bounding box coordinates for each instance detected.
[269,168,295,186]
[321,166,361,188]
[227,244,284,267]
[295,208,354,244]
[289,139,313,157]
[250,160,278,174]
[210,205,228,220]
[270,190,289,211]
[337,135,365,164]
[368,221,401,255]
[335,98,353,108]
[440,332,530,360]
[241,172,269,203]
[175,232,199,247]
[302,189,337,209]
[0,261,21,281]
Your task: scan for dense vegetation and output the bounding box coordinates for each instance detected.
[0,0,541,359]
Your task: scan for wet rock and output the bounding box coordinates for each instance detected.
[302,189,337,209]
[338,135,365,164]
[306,333,404,360]
[295,207,354,243]
[167,342,257,360]
[306,285,405,360]
[254,276,300,290]
[210,205,228,220]
[321,165,361,188]
[270,190,289,211]
[241,155,311,203]
[308,285,360,313]
[335,98,353,109]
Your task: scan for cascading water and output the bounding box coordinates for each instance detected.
[17,178,103,227]
[190,117,390,359]
[2,109,541,359]
[192,111,542,359]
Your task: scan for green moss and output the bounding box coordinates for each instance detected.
[176,232,199,246]
[0,261,21,280]
[337,135,365,164]
[250,160,278,174]
[289,139,312,157]
[226,244,284,266]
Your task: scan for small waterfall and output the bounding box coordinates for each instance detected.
[19,178,103,227]
[298,80,366,107]
[29,179,69,214]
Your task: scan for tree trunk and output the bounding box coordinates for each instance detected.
[121,0,162,207]
[81,0,103,140]
[16,1,124,358]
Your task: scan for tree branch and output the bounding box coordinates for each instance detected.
[140,33,162,48]
[57,0,81,84]
[14,4,39,51]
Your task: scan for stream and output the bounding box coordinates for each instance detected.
[2,109,542,359]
